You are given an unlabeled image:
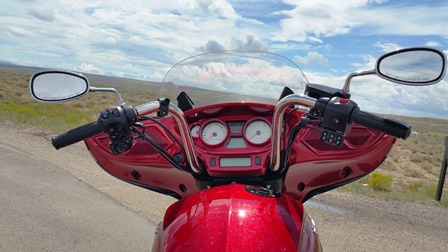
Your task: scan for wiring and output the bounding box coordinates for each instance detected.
[131,126,189,172]
[139,116,186,153]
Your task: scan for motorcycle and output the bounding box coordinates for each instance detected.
[30,47,446,251]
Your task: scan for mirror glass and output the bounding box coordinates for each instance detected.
[31,72,89,102]
[377,49,445,85]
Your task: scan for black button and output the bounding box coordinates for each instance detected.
[112,108,120,117]
[210,157,216,167]
[101,110,110,119]
[255,156,261,166]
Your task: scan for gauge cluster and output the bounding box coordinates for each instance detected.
[183,104,292,176]
[190,118,272,148]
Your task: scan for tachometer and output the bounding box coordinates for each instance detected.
[244,119,271,145]
[201,120,228,146]
[190,124,200,138]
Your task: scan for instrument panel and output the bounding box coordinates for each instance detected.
[189,117,273,176]
[183,103,289,177]
[190,118,272,149]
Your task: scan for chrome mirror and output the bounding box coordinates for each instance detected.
[30,71,90,102]
[376,47,447,85]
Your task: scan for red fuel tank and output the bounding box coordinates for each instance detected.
[153,183,321,251]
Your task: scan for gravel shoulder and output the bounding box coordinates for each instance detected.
[1,122,447,252]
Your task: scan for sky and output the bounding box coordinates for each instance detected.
[1,0,448,119]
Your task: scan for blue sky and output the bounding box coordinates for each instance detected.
[1,0,447,119]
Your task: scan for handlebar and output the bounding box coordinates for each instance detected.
[51,95,411,175]
[353,110,411,140]
[270,94,317,172]
[269,94,412,172]
[52,121,102,149]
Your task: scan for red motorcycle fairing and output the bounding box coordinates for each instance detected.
[84,101,396,202]
[152,183,321,252]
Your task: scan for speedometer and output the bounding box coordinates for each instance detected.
[201,120,228,146]
[244,119,271,145]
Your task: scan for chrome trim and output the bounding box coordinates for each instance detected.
[309,214,318,235]
[270,94,316,172]
[135,102,202,173]
[29,70,91,103]
[342,69,376,93]
[90,87,126,106]
[375,47,447,86]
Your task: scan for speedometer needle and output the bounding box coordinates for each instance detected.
[206,132,218,141]
[249,131,261,140]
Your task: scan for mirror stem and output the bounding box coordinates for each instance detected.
[90,87,126,106]
[343,69,376,93]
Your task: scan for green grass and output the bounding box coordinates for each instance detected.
[0,70,159,133]
[341,178,448,207]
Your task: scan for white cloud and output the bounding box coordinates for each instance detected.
[274,1,448,42]
[374,42,401,52]
[199,40,226,52]
[351,4,448,38]
[8,26,33,37]
[231,35,268,51]
[308,37,323,44]
[425,41,441,47]
[273,0,360,42]
[77,63,104,75]
[28,8,55,22]
[295,52,328,66]
[191,0,239,19]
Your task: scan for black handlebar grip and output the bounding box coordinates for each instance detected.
[353,110,411,139]
[52,121,102,149]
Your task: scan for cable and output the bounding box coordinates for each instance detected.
[139,116,186,153]
[131,126,189,172]
[283,107,298,152]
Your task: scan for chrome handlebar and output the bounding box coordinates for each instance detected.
[269,94,316,171]
[135,102,202,173]
[135,94,317,174]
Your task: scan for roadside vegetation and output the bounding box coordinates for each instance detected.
[341,128,448,207]
[0,69,158,133]
[1,68,447,207]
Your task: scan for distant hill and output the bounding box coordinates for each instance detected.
[387,115,448,135]
[0,63,45,75]
[0,63,161,90]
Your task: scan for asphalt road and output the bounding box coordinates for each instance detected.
[0,141,156,251]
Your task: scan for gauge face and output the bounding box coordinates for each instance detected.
[201,121,228,146]
[190,124,200,138]
[244,119,271,145]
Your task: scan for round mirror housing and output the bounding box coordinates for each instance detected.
[30,71,90,102]
[376,47,447,86]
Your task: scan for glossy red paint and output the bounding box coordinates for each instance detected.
[84,118,198,198]
[284,125,395,201]
[85,101,395,203]
[156,183,319,252]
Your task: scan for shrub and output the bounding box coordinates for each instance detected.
[408,181,423,192]
[366,172,392,191]
[423,182,438,198]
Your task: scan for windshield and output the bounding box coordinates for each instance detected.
[160,50,309,106]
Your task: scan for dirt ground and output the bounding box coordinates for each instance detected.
[1,121,447,251]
